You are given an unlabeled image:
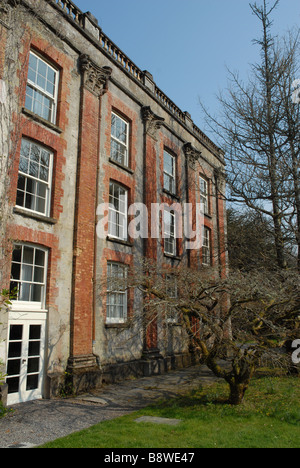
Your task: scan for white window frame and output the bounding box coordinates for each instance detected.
[108,182,128,241]
[110,112,129,167]
[25,50,59,124]
[10,244,48,311]
[163,150,176,195]
[164,209,176,256]
[16,138,53,217]
[202,227,211,266]
[200,177,209,215]
[106,262,128,324]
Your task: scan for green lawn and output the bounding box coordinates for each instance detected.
[39,376,300,448]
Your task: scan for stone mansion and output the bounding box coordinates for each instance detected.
[0,0,226,405]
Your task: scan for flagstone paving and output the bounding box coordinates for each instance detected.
[0,364,218,448]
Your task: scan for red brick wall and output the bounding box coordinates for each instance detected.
[0,24,7,79]
[144,134,158,260]
[71,88,100,357]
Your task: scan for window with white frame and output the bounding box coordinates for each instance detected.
[16,139,53,217]
[10,244,48,308]
[106,262,128,323]
[202,227,211,266]
[200,177,209,215]
[25,51,59,124]
[164,209,176,256]
[163,150,176,194]
[108,182,128,240]
[111,112,129,167]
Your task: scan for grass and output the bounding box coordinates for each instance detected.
[39,376,300,448]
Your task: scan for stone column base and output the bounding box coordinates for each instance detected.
[142,348,165,377]
[66,354,102,395]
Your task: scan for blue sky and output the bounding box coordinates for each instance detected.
[74,0,300,138]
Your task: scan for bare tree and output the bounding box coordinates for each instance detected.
[201,0,300,270]
[101,260,300,405]
[226,208,295,271]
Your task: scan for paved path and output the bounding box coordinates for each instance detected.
[0,364,218,448]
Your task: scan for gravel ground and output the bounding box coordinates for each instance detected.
[0,365,218,448]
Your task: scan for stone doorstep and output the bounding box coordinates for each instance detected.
[135,416,182,426]
[79,396,109,405]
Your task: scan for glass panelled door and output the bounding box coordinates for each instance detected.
[6,319,46,405]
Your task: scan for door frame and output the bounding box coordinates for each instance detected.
[6,311,47,405]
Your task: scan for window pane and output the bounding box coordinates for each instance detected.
[30,325,41,340]
[36,182,46,198]
[164,152,173,173]
[31,284,42,302]
[7,359,21,376]
[19,156,29,174]
[22,265,33,283]
[25,191,35,211]
[36,194,46,214]
[21,139,30,157]
[27,357,40,374]
[9,325,23,341]
[29,341,40,356]
[7,377,20,394]
[8,341,22,359]
[28,53,37,75]
[17,174,26,191]
[35,249,45,267]
[23,246,34,265]
[26,374,39,391]
[25,92,33,113]
[34,266,44,283]
[41,149,50,167]
[37,73,46,91]
[19,282,30,301]
[12,246,22,264]
[29,161,39,178]
[11,261,21,281]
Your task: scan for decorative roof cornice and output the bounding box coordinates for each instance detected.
[183,142,202,169]
[41,0,224,161]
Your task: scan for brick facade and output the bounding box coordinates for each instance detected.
[0,0,227,403]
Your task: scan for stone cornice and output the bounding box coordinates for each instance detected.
[183,142,202,169]
[79,54,112,97]
[142,106,165,140]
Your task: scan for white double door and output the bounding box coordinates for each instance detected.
[6,313,46,405]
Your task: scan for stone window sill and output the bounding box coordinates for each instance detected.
[13,207,57,225]
[106,236,133,247]
[108,157,134,175]
[22,108,63,134]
